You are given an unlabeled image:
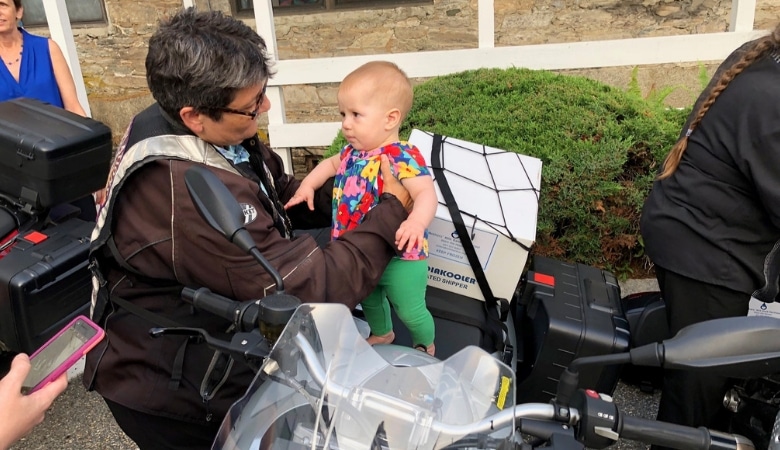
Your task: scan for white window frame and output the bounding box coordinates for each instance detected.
[194,0,761,174]
[44,0,91,117]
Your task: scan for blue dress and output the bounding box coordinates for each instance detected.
[0,28,63,108]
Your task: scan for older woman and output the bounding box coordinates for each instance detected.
[84,8,412,450]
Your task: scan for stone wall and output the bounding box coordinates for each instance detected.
[37,0,779,173]
[66,0,183,143]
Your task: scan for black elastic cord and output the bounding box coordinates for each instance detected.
[431,133,497,304]
[430,133,512,363]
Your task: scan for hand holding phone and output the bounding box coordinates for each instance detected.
[0,354,67,450]
[21,315,105,394]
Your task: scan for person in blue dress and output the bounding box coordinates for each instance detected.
[0,0,85,116]
[0,0,95,221]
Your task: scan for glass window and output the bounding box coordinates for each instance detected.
[21,0,106,27]
[237,0,425,14]
[238,0,322,11]
[275,0,321,6]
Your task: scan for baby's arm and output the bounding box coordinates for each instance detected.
[284,154,340,210]
[396,175,437,252]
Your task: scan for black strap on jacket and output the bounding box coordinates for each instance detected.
[103,239,192,390]
[107,294,190,391]
[100,235,236,396]
[90,238,185,328]
[430,133,513,365]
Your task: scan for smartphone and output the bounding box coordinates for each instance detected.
[21,315,105,394]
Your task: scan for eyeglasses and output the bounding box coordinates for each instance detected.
[216,84,268,119]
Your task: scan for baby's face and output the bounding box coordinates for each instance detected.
[337,83,397,152]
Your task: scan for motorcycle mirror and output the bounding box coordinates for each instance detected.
[631,315,780,378]
[557,315,780,407]
[184,165,286,292]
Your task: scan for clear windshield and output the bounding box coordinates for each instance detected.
[213,303,516,450]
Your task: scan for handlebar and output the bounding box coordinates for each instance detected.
[618,415,754,450]
[182,287,245,325]
[181,286,299,334]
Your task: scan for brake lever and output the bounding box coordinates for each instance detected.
[149,326,273,370]
[149,326,208,343]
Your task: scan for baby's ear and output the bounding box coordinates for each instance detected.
[385,108,402,129]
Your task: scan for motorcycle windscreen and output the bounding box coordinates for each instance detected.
[212,303,515,450]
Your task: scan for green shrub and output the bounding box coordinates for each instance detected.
[329,67,690,277]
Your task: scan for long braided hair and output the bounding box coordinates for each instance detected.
[658,24,780,179]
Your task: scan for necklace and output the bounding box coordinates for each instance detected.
[1,41,22,66]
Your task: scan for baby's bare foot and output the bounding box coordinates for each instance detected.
[366,331,395,346]
[415,342,436,357]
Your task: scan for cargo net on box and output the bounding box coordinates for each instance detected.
[419,130,542,252]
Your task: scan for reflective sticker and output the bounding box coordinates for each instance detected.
[496,375,511,410]
[241,203,257,225]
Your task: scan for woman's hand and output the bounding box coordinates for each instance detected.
[380,156,413,212]
[0,354,67,450]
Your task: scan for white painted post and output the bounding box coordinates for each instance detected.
[729,0,756,32]
[181,0,194,7]
[43,0,91,117]
[254,2,294,174]
[478,0,495,48]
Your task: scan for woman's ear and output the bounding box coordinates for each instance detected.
[385,108,402,130]
[180,107,204,134]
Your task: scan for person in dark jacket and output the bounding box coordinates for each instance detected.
[82,8,412,450]
[640,23,780,447]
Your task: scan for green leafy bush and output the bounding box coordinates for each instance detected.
[329,67,690,277]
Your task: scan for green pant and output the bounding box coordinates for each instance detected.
[361,258,434,347]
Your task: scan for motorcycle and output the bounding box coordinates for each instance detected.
[726,373,780,450]
[622,247,780,450]
[160,165,780,449]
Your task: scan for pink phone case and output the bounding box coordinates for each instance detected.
[26,315,105,394]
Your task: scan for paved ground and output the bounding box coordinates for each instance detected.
[12,279,661,450]
[10,380,137,450]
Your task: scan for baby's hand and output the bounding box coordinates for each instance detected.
[396,218,426,253]
[284,186,315,210]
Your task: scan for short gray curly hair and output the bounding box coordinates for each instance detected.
[145,7,273,122]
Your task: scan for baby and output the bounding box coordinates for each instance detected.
[285,61,437,356]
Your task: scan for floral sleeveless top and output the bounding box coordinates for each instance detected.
[331,142,430,260]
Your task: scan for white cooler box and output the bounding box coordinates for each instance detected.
[408,129,543,302]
